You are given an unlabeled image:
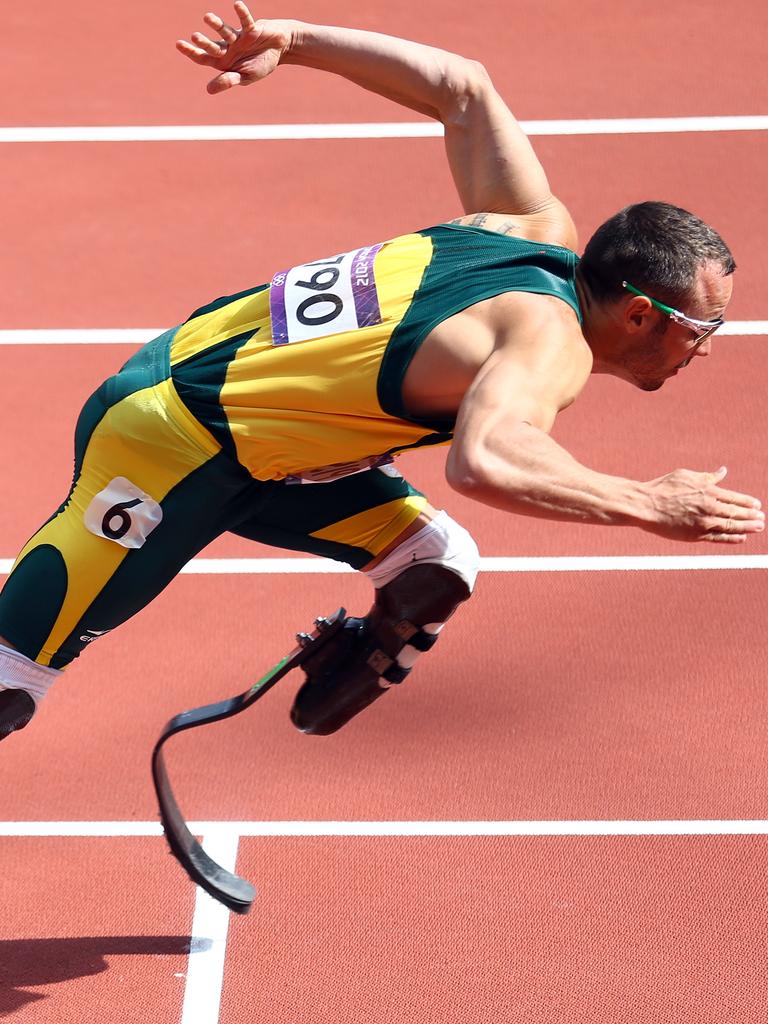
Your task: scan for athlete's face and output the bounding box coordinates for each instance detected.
[618,263,733,392]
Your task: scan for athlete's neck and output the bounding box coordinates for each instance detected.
[575,266,598,351]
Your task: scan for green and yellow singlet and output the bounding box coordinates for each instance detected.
[169,224,582,481]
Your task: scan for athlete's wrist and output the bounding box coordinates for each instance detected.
[279,22,333,67]
[614,478,658,529]
[272,19,304,64]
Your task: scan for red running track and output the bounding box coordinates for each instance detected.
[1,1,767,1022]
[1,0,766,125]
[4,836,768,1022]
[3,569,768,822]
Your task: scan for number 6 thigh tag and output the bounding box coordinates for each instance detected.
[84,477,163,549]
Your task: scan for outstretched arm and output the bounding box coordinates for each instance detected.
[445,337,765,544]
[177,3,565,221]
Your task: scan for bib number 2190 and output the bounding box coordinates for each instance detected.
[269,243,384,346]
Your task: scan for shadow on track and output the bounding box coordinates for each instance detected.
[0,935,208,1017]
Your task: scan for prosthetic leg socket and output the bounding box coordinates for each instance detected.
[0,689,36,742]
[290,563,471,735]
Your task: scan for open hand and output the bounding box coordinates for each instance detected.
[643,466,764,543]
[176,2,293,94]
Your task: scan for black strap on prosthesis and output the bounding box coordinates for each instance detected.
[374,618,441,684]
[151,609,346,915]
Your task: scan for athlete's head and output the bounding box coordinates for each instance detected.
[579,201,735,391]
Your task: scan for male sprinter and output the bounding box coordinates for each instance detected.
[0,3,763,742]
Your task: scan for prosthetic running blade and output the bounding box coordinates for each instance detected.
[151,609,346,914]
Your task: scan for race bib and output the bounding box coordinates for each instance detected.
[84,477,163,549]
[285,454,397,485]
[270,243,384,346]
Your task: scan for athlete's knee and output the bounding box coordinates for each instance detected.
[364,509,477,671]
[290,511,478,735]
[0,642,60,742]
[366,508,478,599]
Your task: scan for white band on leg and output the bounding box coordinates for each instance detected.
[0,644,61,705]
[364,510,479,592]
[395,623,444,671]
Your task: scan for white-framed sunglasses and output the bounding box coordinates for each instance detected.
[622,281,724,341]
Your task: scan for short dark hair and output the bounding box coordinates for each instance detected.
[579,201,736,307]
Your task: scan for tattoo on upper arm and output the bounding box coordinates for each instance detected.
[447,215,489,227]
[446,214,521,236]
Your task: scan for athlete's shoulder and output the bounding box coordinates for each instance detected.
[487,292,593,414]
[443,202,579,252]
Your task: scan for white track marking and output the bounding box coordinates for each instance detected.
[175,555,768,575]
[0,329,166,345]
[1,820,768,836]
[473,555,768,573]
[0,821,165,836]
[1,555,767,577]
[0,323,765,345]
[182,558,355,574]
[195,821,768,836]
[720,322,768,336]
[180,829,239,1024]
[0,116,767,144]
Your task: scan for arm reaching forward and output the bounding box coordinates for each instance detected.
[445,331,765,544]
[177,3,572,226]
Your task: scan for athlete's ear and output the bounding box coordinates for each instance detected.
[624,294,654,333]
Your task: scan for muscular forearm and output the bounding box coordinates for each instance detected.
[282,21,487,123]
[447,422,652,527]
[447,421,765,543]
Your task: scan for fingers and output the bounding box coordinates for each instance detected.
[191,30,227,57]
[701,513,764,541]
[207,70,243,94]
[711,485,763,511]
[712,500,765,523]
[705,532,749,544]
[177,8,239,69]
[702,470,765,539]
[176,38,218,66]
[234,1,256,31]
[711,517,764,535]
[203,11,239,43]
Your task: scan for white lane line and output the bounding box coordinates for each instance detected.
[1,820,768,836]
[0,115,767,143]
[182,558,357,574]
[193,820,768,836]
[1,555,767,577]
[180,829,239,1024]
[0,821,165,836]
[1,323,766,345]
[0,329,167,345]
[720,322,768,336]
[474,555,768,573]
[175,555,768,575]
